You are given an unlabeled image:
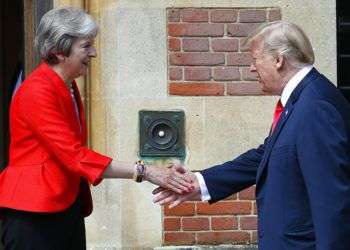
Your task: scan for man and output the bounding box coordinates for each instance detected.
[154,21,350,250]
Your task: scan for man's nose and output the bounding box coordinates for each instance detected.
[250,63,256,72]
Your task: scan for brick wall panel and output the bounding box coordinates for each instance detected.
[210,9,237,23]
[183,38,209,52]
[211,38,239,52]
[197,232,250,245]
[182,217,210,231]
[213,66,240,81]
[181,9,209,22]
[168,23,224,37]
[164,218,181,231]
[211,217,238,230]
[227,23,261,37]
[227,52,252,66]
[184,67,211,81]
[241,67,258,81]
[168,38,181,51]
[238,186,256,200]
[240,216,258,230]
[169,82,224,96]
[169,67,183,80]
[197,201,252,215]
[168,9,180,22]
[164,203,195,216]
[239,9,267,23]
[169,52,225,66]
[164,232,196,245]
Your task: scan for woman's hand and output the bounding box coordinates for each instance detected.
[144,164,195,194]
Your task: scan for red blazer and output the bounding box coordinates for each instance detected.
[0,63,112,216]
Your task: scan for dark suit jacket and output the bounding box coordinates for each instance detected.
[201,68,350,250]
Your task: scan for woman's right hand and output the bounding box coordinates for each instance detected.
[144,164,195,194]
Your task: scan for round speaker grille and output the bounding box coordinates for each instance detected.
[148,119,178,150]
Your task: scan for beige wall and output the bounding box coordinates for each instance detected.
[54,0,336,249]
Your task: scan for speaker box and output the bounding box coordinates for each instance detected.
[139,110,185,157]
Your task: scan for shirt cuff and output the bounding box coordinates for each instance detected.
[194,172,211,201]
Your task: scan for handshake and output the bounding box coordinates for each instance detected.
[143,163,201,208]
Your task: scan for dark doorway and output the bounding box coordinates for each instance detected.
[0,0,24,170]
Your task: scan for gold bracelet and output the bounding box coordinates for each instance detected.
[133,160,146,183]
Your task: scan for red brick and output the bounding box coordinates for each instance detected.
[224,194,237,200]
[241,67,258,80]
[227,82,262,95]
[164,217,181,231]
[210,9,237,23]
[227,23,261,37]
[268,8,281,22]
[197,201,252,215]
[253,201,257,215]
[211,38,239,52]
[251,231,258,243]
[182,217,210,231]
[213,67,240,81]
[169,67,183,80]
[183,38,209,52]
[164,232,196,245]
[168,9,180,22]
[211,217,238,230]
[238,186,256,200]
[227,52,252,66]
[239,9,266,23]
[164,202,195,216]
[169,82,224,96]
[169,52,224,66]
[197,231,250,244]
[240,216,257,230]
[168,23,224,37]
[168,38,181,51]
[239,37,250,52]
[184,67,211,81]
[181,9,209,22]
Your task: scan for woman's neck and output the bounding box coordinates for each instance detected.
[50,63,73,87]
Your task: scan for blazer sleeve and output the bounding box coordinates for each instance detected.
[18,80,112,186]
[201,139,266,203]
[297,100,350,248]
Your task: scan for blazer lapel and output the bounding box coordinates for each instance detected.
[71,81,87,144]
[255,68,320,190]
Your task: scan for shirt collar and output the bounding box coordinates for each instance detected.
[280,65,313,106]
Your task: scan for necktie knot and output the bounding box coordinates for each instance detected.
[272,99,283,132]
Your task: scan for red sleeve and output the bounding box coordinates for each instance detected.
[18,80,112,185]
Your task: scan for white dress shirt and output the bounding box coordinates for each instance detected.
[195,65,314,201]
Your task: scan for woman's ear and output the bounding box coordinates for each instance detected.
[56,53,65,62]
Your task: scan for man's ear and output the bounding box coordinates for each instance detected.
[275,54,284,70]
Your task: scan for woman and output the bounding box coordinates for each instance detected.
[0,7,192,250]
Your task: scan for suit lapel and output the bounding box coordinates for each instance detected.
[255,68,320,189]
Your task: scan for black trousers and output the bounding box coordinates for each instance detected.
[1,198,86,250]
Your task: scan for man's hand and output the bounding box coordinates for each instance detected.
[144,164,194,194]
[152,171,201,208]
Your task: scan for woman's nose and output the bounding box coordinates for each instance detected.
[89,47,97,57]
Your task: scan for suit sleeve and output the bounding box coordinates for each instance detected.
[297,100,350,248]
[18,81,112,185]
[201,140,266,203]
